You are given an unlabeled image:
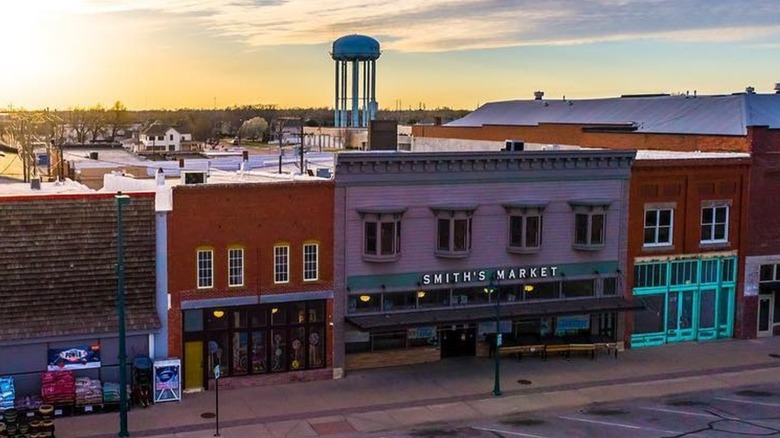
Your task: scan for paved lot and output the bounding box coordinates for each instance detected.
[384,382,780,438]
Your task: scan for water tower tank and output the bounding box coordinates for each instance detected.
[331,35,381,128]
[331,35,381,61]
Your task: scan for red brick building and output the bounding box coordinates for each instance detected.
[166,180,334,390]
[627,154,750,347]
[412,91,780,340]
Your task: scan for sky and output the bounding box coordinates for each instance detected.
[2,0,779,111]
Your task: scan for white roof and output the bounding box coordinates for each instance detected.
[635,150,750,160]
[448,93,780,136]
[0,178,94,197]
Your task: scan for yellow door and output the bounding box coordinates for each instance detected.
[184,341,204,390]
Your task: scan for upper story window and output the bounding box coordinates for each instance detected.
[432,206,476,258]
[701,202,729,244]
[644,206,674,247]
[169,134,174,140]
[274,244,290,284]
[303,242,318,281]
[197,248,214,289]
[228,247,244,287]
[504,203,545,254]
[569,201,610,250]
[157,135,164,141]
[359,208,405,262]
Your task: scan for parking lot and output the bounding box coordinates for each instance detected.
[390,383,780,438]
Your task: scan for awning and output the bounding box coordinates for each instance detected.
[345,296,641,331]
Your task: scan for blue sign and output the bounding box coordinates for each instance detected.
[214,365,220,380]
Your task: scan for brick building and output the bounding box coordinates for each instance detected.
[627,152,750,347]
[166,178,335,390]
[411,91,780,340]
[0,186,160,395]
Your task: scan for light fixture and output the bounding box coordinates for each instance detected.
[417,290,426,299]
[359,295,371,303]
[523,285,535,293]
[271,307,279,314]
[213,310,225,318]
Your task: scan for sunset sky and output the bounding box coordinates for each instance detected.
[2,0,779,111]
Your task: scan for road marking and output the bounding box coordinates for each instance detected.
[716,397,780,408]
[641,406,719,419]
[559,416,681,434]
[472,427,551,438]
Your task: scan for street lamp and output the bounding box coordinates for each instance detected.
[115,192,131,437]
[211,310,225,437]
[484,274,501,396]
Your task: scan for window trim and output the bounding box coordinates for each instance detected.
[303,241,319,282]
[274,244,290,284]
[700,202,730,245]
[503,203,545,254]
[569,201,610,251]
[431,206,476,258]
[228,246,244,287]
[359,208,405,263]
[643,207,674,248]
[196,247,214,289]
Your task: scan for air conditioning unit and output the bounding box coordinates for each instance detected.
[504,139,524,151]
[181,171,207,185]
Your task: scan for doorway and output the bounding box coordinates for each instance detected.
[758,295,774,337]
[666,291,696,342]
[184,341,204,390]
[440,325,476,358]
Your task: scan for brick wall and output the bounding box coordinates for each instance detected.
[167,180,334,361]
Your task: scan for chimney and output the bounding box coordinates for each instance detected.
[178,158,185,168]
[155,168,165,186]
[30,176,41,190]
[533,91,544,100]
[775,83,780,94]
[242,150,249,162]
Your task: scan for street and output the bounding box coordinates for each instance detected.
[373,382,780,438]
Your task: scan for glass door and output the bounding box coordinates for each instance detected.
[758,295,774,337]
[697,289,717,341]
[667,291,696,342]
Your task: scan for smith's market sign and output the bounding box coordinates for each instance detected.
[421,266,559,286]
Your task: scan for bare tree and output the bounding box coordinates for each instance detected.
[107,101,130,142]
[86,104,107,143]
[68,107,89,144]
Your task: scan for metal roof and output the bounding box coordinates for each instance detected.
[447,93,780,136]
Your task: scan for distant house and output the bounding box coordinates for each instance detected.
[139,123,198,153]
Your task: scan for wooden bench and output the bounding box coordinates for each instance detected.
[498,344,545,360]
[568,343,596,359]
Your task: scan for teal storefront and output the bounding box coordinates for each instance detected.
[631,256,736,348]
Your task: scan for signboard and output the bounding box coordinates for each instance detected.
[496,334,503,347]
[153,358,181,403]
[47,345,101,371]
[214,365,221,380]
[555,315,591,336]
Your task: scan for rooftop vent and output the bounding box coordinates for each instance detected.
[30,176,41,190]
[775,83,780,94]
[89,151,98,160]
[533,91,544,100]
[746,86,756,94]
[504,140,524,152]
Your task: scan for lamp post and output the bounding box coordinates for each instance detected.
[485,275,501,396]
[211,310,225,437]
[115,192,131,437]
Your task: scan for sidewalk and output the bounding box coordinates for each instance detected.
[57,337,780,438]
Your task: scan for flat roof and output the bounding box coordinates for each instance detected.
[0,178,94,197]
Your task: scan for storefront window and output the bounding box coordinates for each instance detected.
[308,301,324,323]
[289,302,306,324]
[232,332,248,375]
[453,287,489,306]
[207,333,228,378]
[602,278,617,296]
[407,326,437,347]
[372,331,406,351]
[671,260,698,286]
[251,309,267,328]
[184,310,203,332]
[563,279,594,298]
[289,326,306,370]
[271,307,286,325]
[417,289,450,308]
[270,330,286,372]
[634,295,665,334]
[251,330,266,373]
[309,327,325,366]
[348,294,381,313]
[699,289,716,329]
[206,311,228,330]
[525,281,560,300]
[383,291,416,311]
[233,309,247,329]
